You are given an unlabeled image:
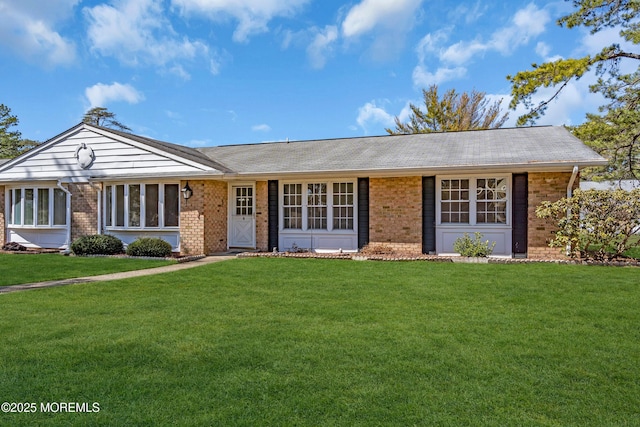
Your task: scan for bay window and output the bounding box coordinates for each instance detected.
[105,183,180,229]
[8,187,68,227]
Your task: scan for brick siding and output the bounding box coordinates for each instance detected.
[255,181,269,251]
[368,176,423,254]
[180,180,228,255]
[527,172,578,259]
[70,183,98,242]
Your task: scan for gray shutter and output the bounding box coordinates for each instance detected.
[422,176,436,254]
[268,180,279,252]
[512,173,528,257]
[358,178,369,249]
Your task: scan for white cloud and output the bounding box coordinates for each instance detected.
[412,3,550,87]
[85,0,210,75]
[252,124,271,132]
[172,0,310,43]
[0,0,78,66]
[412,64,467,87]
[488,3,550,55]
[535,41,550,58]
[342,0,422,38]
[307,25,338,69]
[85,82,145,108]
[356,100,395,134]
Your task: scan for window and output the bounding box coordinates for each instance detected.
[105,183,180,229]
[235,187,253,216]
[439,177,508,225]
[307,183,327,229]
[145,184,159,227]
[283,184,302,229]
[476,178,507,224]
[282,181,355,231]
[440,179,469,223]
[8,187,67,227]
[333,182,354,230]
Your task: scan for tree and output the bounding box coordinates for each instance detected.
[386,85,508,135]
[83,107,131,132]
[536,188,640,261]
[572,84,640,180]
[508,0,639,126]
[0,104,37,159]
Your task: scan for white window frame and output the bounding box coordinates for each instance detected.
[279,180,357,233]
[436,174,511,227]
[6,187,68,228]
[104,182,180,230]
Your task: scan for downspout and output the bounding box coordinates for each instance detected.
[566,166,579,256]
[57,180,72,253]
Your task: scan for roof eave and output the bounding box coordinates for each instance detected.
[220,160,609,180]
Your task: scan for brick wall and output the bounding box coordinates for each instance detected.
[369,176,422,254]
[527,172,578,259]
[179,180,228,255]
[0,186,4,246]
[203,180,227,254]
[255,181,269,251]
[70,183,98,242]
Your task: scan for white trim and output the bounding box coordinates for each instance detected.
[435,174,512,256]
[278,179,358,252]
[103,181,181,231]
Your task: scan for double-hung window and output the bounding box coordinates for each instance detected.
[8,187,67,227]
[282,181,355,231]
[439,177,508,225]
[105,183,179,229]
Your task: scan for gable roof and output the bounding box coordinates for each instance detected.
[99,125,233,173]
[198,126,607,177]
[0,123,232,182]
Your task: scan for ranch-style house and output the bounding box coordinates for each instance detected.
[0,124,607,258]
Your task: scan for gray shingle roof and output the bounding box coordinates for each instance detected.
[198,126,606,176]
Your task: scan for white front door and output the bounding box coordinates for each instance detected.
[229,185,256,248]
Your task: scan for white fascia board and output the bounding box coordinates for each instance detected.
[221,161,606,181]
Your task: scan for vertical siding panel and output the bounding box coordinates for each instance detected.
[357,178,369,249]
[422,176,436,254]
[268,180,279,251]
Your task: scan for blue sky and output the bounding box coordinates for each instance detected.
[0,0,630,147]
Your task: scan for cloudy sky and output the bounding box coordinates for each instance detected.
[0,0,628,147]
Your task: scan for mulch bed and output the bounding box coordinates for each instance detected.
[237,251,640,267]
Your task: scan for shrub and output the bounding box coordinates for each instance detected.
[536,188,640,261]
[71,234,124,256]
[453,232,496,257]
[126,237,172,258]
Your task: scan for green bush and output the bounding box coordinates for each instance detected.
[536,188,640,260]
[453,232,496,257]
[71,234,124,256]
[126,237,173,258]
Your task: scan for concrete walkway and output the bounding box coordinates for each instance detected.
[0,254,237,295]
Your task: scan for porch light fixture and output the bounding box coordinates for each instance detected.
[182,181,193,200]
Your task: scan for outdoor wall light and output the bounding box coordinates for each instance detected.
[182,181,193,200]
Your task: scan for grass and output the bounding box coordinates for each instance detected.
[0,258,639,426]
[0,253,175,286]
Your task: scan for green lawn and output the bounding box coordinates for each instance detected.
[0,253,175,286]
[1,258,639,426]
